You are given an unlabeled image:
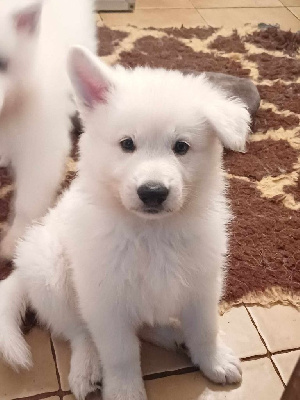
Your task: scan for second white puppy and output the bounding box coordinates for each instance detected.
[0,0,96,259]
[0,47,250,400]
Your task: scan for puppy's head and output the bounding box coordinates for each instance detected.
[68,46,251,219]
[0,1,42,114]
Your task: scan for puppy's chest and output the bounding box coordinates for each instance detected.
[104,229,195,322]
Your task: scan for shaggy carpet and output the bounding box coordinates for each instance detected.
[0,24,299,312]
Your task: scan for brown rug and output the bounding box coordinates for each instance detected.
[0,24,299,312]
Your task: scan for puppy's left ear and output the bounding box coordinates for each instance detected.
[203,95,251,152]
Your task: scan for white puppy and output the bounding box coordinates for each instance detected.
[0,47,250,400]
[0,0,96,259]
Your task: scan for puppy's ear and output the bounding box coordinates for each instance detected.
[68,46,113,110]
[13,1,43,35]
[203,95,251,152]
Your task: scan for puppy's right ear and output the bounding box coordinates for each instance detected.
[204,96,251,152]
[68,46,113,110]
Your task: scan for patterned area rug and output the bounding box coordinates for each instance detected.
[0,24,299,312]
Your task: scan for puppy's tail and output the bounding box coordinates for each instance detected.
[0,271,32,370]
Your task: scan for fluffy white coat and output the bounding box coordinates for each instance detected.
[0,0,96,258]
[0,47,251,400]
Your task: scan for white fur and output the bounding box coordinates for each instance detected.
[0,0,96,258]
[0,47,251,400]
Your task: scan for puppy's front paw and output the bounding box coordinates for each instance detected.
[198,341,242,385]
[69,363,102,400]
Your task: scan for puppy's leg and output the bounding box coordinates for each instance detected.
[67,330,102,400]
[181,284,241,385]
[50,312,102,399]
[1,132,70,259]
[85,307,146,400]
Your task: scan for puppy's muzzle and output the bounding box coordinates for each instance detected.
[137,181,169,212]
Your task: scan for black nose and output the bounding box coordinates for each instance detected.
[137,182,169,206]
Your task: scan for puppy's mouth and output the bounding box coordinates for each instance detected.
[143,206,162,214]
[132,206,172,219]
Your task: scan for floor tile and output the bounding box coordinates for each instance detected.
[141,341,192,376]
[272,350,300,384]
[52,337,71,391]
[100,9,206,28]
[53,336,191,383]
[199,7,300,31]
[288,6,300,17]
[53,308,265,385]
[145,358,284,400]
[0,328,59,400]
[248,305,300,353]
[136,0,194,9]
[281,0,300,5]
[219,306,266,358]
[65,391,102,400]
[192,0,283,7]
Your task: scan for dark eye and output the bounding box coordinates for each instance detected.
[120,137,136,153]
[0,58,8,72]
[173,140,190,155]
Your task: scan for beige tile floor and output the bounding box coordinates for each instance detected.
[0,305,299,399]
[99,0,300,31]
[1,2,300,400]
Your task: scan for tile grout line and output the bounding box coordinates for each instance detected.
[244,305,286,387]
[196,6,288,9]
[195,7,210,24]
[288,7,300,20]
[143,353,274,382]
[143,354,263,381]
[188,0,197,10]
[273,346,300,355]
[196,6,286,8]
[50,337,64,400]
[12,390,72,400]
[278,1,300,21]
[12,391,62,400]
[144,366,199,381]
